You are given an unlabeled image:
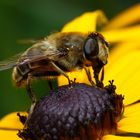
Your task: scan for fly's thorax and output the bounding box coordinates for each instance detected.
[47,32,87,70]
[47,32,87,53]
[57,46,84,70]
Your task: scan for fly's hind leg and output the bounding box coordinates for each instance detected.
[51,62,71,85]
[47,79,53,90]
[25,73,37,127]
[26,73,37,104]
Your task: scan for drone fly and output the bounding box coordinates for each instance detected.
[0,32,109,103]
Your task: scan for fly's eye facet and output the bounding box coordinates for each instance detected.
[83,37,99,60]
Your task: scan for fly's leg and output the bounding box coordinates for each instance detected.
[24,102,36,128]
[94,71,103,88]
[47,79,53,90]
[92,66,104,88]
[100,67,104,83]
[25,73,37,127]
[98,67,104,88]
[51,62,71,85]
[84,66,95,86]
[26,73,37,104]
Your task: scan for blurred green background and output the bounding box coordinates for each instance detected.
[0,0,139,118]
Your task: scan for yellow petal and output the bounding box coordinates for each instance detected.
[104,49,140,105]
[103,135,140,140]
[0,130,21,140]
[118,103,140,133]
[58,69,90,86]
[105,42,140,69]
[0,112,26,129]
[104,4,140,30]
[0,112,27,140]
[102,25,140,43]
[61,10,108,33]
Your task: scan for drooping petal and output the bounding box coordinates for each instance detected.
[0,112,26,140]
[104,44,140,105]
[118,103,140,133]
[103,3,140,30]
[61,10,108,33]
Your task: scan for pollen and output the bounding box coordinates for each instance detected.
[18,82,124,140]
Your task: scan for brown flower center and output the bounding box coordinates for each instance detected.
[18,82,124,140]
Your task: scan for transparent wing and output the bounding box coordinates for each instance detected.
[20,49,65,65]
[0,53,22,71]
[0,47,66,71]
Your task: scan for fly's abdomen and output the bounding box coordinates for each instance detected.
[12,63,30,87]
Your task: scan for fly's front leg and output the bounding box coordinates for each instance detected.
[100,67,104,83]
[84,66,95,86]
[93,67,104,88]
[51,62,71,85]
[94,72,100,86]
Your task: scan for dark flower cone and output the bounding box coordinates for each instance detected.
[18,82,124,140]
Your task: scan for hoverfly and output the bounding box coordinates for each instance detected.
[0,32,109,103]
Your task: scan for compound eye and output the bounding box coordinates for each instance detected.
[83,37,99,60]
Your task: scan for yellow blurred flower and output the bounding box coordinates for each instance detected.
[0,3,140,140]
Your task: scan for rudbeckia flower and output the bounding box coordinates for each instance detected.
[0,3,140,140]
